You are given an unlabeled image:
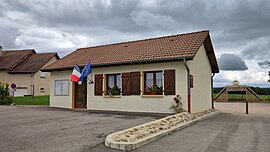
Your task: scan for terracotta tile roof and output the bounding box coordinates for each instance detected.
[9,53,59,73]
[43,30,219,73]
[0,49,35,70]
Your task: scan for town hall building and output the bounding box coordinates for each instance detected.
[42,30,219,113]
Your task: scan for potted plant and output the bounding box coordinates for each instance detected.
[109,86,120,97]
[145,85,162,95]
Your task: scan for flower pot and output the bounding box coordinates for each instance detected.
[148,92,157,95]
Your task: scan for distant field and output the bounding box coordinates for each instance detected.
[213,94,270,101]
[15,96,49,105]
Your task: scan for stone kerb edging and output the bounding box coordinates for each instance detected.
[105,109,221,151]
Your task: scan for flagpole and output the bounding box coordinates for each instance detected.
[89,60,94,84]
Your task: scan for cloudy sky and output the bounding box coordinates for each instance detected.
[0,0,270,87]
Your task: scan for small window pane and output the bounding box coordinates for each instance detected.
[146,73,153,87]
[116,75,121,89]
[156,72,162,87]
[108,75,114,89]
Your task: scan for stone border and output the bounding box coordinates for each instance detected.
[105,109,221,151]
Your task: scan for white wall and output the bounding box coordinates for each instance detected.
[49,61,188,113]
[188,45,212,113]
[50,70,73,109]
[87,61,187,113]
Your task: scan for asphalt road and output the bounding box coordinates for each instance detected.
[0,106,160,152]
[92,113,270,152]
[1,105,270,152]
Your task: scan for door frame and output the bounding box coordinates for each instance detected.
[72,81,87,109]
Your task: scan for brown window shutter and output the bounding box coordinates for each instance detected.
[131,72,141,95]
[164,70,175,95]
[94,74,103,96]
[122,73,131,96]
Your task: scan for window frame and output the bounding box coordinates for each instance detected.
[143,70,163,95]
[105,73,121,96]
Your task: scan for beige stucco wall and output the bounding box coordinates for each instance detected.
[50,70,73,108]
[34,56,58,96]
[0,71,33,95]
[88,61,187,113]
[49,61,188,113]
[0,56,58,96]
[187,45,212,113]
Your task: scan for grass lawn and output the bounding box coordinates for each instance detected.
[213,94,270,101]
[14,96,50,105]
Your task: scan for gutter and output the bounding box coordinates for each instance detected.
[183,58,191,113]
[211,73,215,109]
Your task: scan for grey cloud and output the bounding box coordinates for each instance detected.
[218,54,248,71]
[241,37,270,60]
[0,1,269,62]
[1,0,270,87]
[130,10,178,30]
[258,61,270,69]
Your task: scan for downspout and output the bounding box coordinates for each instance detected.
[183,58,191,113]
[31,72,35,99]
[211,73,215,109]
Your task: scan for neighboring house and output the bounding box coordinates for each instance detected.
[0,47,59,96]
[42,30,219,113]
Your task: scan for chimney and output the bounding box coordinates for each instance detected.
[0,46,2,56]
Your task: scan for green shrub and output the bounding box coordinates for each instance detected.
[0,81,13,105]
[0,96,13,105]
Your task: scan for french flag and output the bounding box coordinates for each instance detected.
[71,65,81,82]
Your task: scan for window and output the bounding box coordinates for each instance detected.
[105,74,121,96]
[144,71,163,95]
[54,80,69,96]
[40,72,46,78]
[40,88,45,92]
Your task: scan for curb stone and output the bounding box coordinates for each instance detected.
[105,110,222,151]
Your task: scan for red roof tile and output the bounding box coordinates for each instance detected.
[43,30,219,73]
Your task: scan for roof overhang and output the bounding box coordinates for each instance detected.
[203,35,219,73]
[41,56,193,72]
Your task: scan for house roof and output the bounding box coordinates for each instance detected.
[0,49,59,73]
[0,49,35,70]
[9,53,59,73]
[43,30,219,73]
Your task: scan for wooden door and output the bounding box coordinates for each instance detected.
[75,80,87,108]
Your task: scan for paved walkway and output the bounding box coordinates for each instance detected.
[215,102,270,117]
